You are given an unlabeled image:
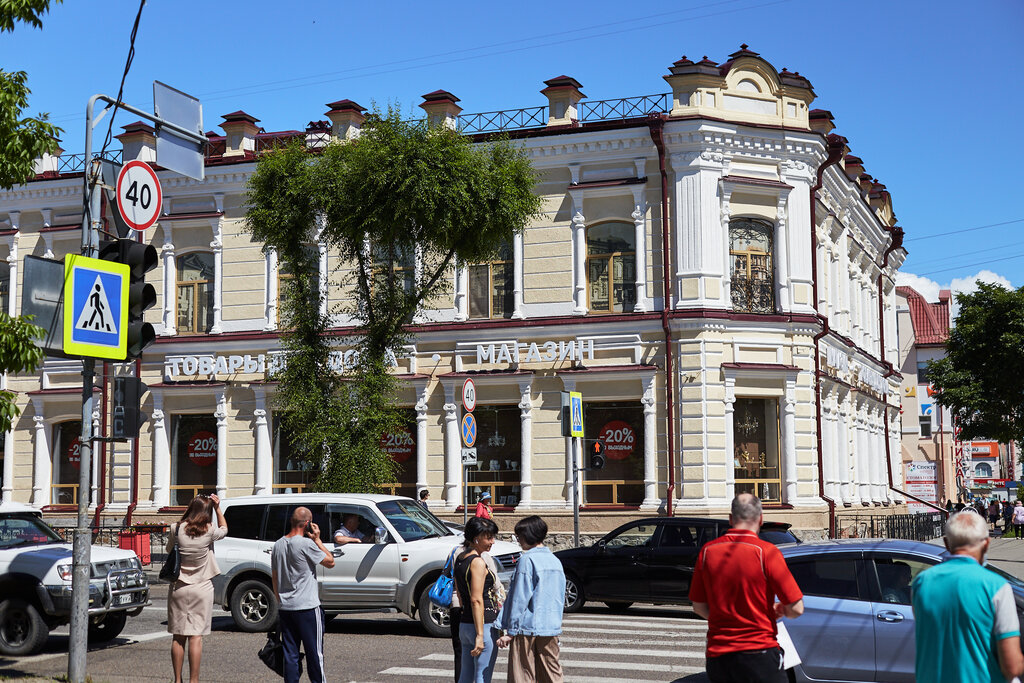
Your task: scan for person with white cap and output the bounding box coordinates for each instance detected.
[475,492,493,520]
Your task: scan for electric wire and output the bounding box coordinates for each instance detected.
[97,0,145,160]
[902,218,1024,242]
[915,251,1024,278]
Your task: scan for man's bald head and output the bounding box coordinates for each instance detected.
[729,493,763,531]
[290,506,312,530]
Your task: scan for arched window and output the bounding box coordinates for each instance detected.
[975,463,993,479]
[729,219,775,313]
[587,222,636,313]
[176,252,214,334]
[469,241,513,319]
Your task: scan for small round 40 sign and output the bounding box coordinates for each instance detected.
[116,159,162,232]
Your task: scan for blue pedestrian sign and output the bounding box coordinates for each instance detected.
[569,391,584,438]
[460,413,478,448]
[63,255,129,360]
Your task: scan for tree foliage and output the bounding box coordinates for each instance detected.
[1,0,63,189]
[928,282,1024,450]
[245,108,541,492]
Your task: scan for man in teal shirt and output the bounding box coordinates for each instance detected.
[913,511,1023,683]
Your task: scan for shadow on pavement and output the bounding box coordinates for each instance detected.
[671,675,709,682]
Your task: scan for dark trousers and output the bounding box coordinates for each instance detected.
[279,607,326,683]
[450,606,462,682]
[1015,523,1024,539]
[706,647,786,683]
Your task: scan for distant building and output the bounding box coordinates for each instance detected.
[0,46,907,534]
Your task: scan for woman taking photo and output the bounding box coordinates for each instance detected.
[454,516,501,683]
[167,494,227,683]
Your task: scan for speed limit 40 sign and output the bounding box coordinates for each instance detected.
[116,159,162,232]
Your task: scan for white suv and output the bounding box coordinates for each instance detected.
[212,493,521,636]
[0,503,149,655]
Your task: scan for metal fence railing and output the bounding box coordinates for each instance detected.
[49,525,171,566]
[835,512,946,542]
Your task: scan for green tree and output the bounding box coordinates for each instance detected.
[0,1,56,431]
[928,282,1024,453]
[245,108,541,492]
[1,0,63,190]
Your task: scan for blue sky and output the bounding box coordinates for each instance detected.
[3,0,1021,302]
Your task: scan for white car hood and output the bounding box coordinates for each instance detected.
[411,534,519,558]
[1,543,138,577]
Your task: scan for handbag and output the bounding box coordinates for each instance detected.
[159,524,181,582]
[258,627,301,678]
[428,548,457,607]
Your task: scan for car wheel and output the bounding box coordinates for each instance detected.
[88,610,127,642]
[417,589,451,638]
[604,601,633,612]
[564,574,586,613]
[230,579,278,632]
[0,599,48,656]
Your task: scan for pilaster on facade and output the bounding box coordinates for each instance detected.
[511,231,526,319]
[630,188,649,313]
[151,391,170,508]
[253,387,272,495]
[570,208,587,316]
[411,377,430,501]
[31,411,48,507]
[264,248,278,331]
[640,374,659,510]
[209,216,224,335]
[516,379,535,507]
[673,150,726,310]
[160,224,176,336]
[214,391,228,499]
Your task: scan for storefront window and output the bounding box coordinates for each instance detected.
[171,415,217,505]
[587,222,636,313]
[273,416,319,494]
[733,397,782,502]
[52,421,82,505]
[583,402,645,506]
[176,252,215,334]
[467,405,521,507]
[378,410,417,499]
[468,242,513,319]
[730,219,775,314]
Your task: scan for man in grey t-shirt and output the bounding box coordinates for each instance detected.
[271,507,335,683]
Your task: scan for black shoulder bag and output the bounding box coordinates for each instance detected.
[159,524,181,582]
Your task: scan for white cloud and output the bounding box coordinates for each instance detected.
[897,269,1015,321]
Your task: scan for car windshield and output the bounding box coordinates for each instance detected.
[376,499,453,542]
[759,529,799,545]
[0,514,64,549]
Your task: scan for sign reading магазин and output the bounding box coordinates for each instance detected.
[474,339,595,365]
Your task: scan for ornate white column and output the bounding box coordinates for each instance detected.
[415,384,429,500]
[838,390,855,505]
[210,216,224,334]
[724,376,737,501]
[511,232,525,319]
[889,407,903,502]
[161,225,176,336]
[517,379,533,507]
[774,193,791,312]
[631,190,648,313]
[453,261,468,321]
[443,385,461,510]
[315,214,329,320]
[264,249,278,331]
[782,380,798,503]
[856,402,871,503]
[215,391,228,499]
[821,388,835,502]
[253,389,272,495]
[6,232,18,317]
[151,390,170,508]
[641,375,659,509]
[32,413,50,507]
[571,210,587,315]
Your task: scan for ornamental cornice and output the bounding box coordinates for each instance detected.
[0,179,81,206]
[526,132,652,162]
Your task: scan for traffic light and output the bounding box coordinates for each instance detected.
[99,239,157,360]
[589,440,606,470]
[111,376,147,439]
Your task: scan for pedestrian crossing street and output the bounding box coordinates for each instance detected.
[377,611,709,682]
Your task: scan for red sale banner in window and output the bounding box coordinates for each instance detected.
[187,430,217,467]
[67,436,81,470]
[598,420,635,460]
[380,426,415,463]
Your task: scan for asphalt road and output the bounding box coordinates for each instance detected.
[7,536,1024,683]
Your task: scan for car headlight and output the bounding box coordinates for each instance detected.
[130,556,142,570]
[56,563,73,581]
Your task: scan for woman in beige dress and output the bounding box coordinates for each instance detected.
[167,494,227,683]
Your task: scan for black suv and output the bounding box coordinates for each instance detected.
[555,516,798,611]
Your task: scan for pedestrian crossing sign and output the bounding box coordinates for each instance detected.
[63,255,129,360]
[569,391,584,437]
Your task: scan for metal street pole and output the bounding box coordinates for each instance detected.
[463,465,468,527]
[573,437,580,548]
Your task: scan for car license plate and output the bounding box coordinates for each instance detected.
[116,593,132,605]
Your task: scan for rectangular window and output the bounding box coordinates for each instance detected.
[467,405,521,507]
[0,267,9,315]
[916,361,930,385]
[468,261,513,319]
[52,421,82,505]
[176,252,214,334]
[171,414,218,506]
[378,410,418,499]
[273,416,319,493]
[277,245,321,326]
[583,401,645,506]
[733,397,782,503]
[919,416,932,439]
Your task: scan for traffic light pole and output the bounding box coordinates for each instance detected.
[572,436,580,548]
[69,94,205,683]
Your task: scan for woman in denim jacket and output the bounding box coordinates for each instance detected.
[496,516,565,683]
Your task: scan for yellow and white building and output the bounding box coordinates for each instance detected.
[0,46,907,534]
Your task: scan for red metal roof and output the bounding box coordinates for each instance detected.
[897,285,949,345]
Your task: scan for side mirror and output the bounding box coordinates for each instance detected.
[595,539,607,552]
[374,527,389,544]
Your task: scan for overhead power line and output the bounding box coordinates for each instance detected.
[903,218,1024,242]
[916,251,1024,277]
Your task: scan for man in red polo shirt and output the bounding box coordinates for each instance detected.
[689,493,804,683]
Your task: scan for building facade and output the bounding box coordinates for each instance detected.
[0,47,907,533]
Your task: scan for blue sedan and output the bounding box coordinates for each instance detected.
[779,539,1024,683]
